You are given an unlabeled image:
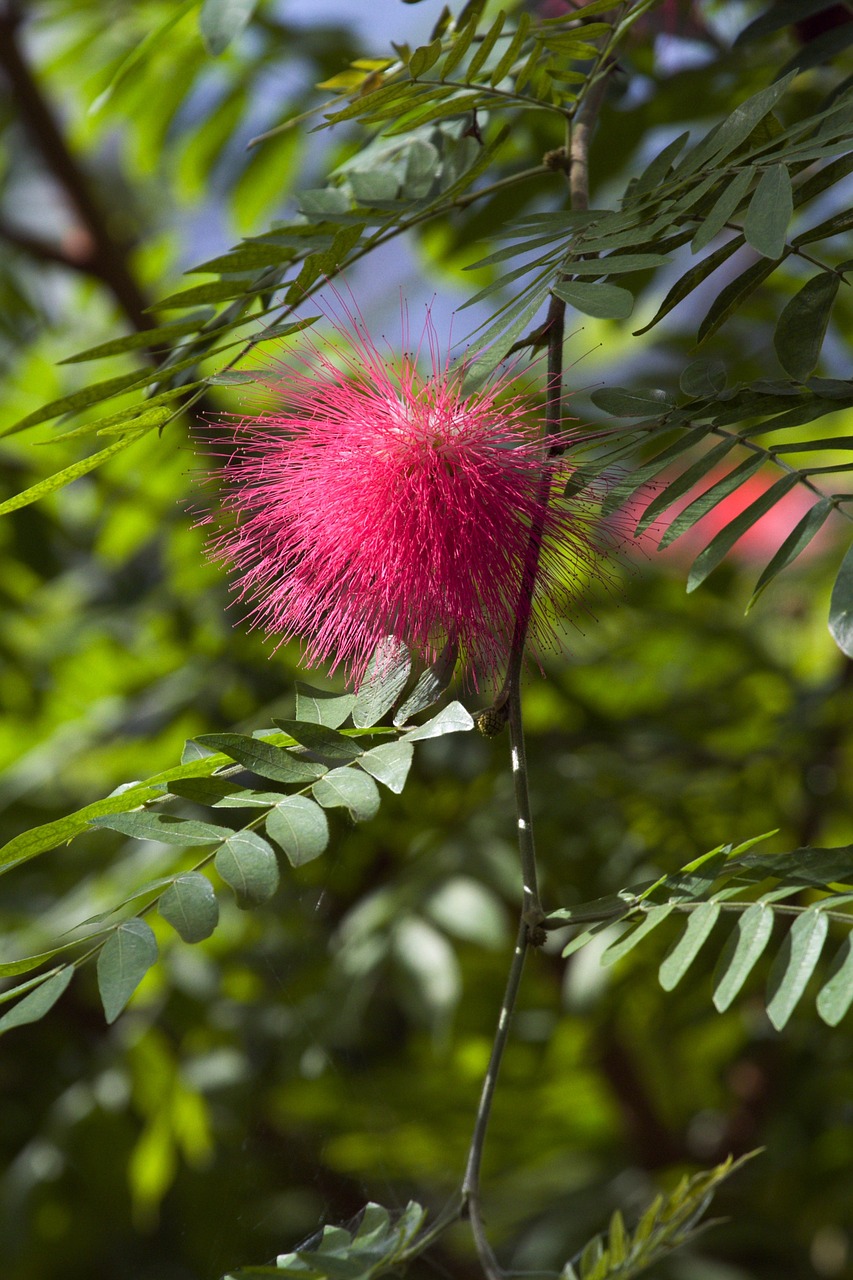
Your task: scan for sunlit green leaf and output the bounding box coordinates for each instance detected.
[816,934,853,1026]
[712,903,774,1011]
[312,768,381,822]
[358,742,415,794]
[659,902,721,992]
[765,908,828,1030]
[829,539,853,657]
[352,638,411,729]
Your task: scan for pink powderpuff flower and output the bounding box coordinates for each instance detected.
[202,301,613,688]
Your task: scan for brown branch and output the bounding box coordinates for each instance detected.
[0,6,155,334]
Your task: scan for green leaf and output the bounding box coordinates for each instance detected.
[679,359,727,399]
[358,742,415,794]
[312,768,381,822]
[90,812,233,846]
[816,934,853,1026]
[393,639,458,726]
[829,540,853,658]
[677,73,796,176]
[266,796,329,866]
[589,387,674,417]
[552,280,634,319]
[712,903,775,1011]
[59,317,214,363]
[201,0,257,51]
[294,685,356,729]
[659,902,722,991]
[159,873,219,943]
[600,904,675,967]
[352,638,411,728]
[466,9,505,80]
[691,168,754,253]
[192,732,327,783]
[634,235,744,336]
[773,272,840,381]
[401,701,474,741]
[0,431,146,516]
[0,966,74,1035]
[97,921,158,1024]
[748,498,834,608]
[633,131,689,196]
[272,720,365,761]
[635,435,741,537]
[215,831,279,908]
[744,164,793,260]
[658,454,766,550]
[89,0,196,112]
[567,254,670,276]
[697,254,780,345]
[765,908,829,1030]
[686,474,800,592]
[409,36,443,78]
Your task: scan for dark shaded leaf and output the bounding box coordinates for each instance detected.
[687,474,800,591]
[553,280,634,319]
[272,720,364,761]
[697,254,781,344]
[744,164,793,259]
[829,539,853,657]
[748,498,834,608]
[691,168,754,253]
[658,454,766,550]
[773,272,840,381]
[589,387,674,417]
[635,435,741,537]
[633,235,744,336]
[193,732,327,782]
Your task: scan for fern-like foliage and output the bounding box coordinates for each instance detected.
[551,834,853,1028]
[0,641,470,1033]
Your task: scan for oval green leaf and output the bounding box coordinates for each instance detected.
[312,768,381,822]
[659,902,721,992]
[773,271,840,382]
[816,934,853,1026]
[744,163,793,260]
[829,540,853,658]
[159,872,220,942]
[215,831,280,908]
[97,921,158,1024]
[0,966,75,1036]
[765,908,829,1030]
[712,903,774,1012]
[358,741,415,794]
[266,796,329,866]
[553,280,634,319]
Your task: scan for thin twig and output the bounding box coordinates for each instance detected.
[461,918,529,1280]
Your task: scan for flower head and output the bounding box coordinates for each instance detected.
[203,302,610,688]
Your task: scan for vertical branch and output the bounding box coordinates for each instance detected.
[462,55,612,1280]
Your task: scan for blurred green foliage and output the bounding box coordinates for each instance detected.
[3,2,853,1279]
